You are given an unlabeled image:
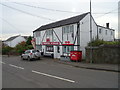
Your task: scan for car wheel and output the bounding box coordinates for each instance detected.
[38,57,40,60]
[21,56,24,60]
[27,57,31,61]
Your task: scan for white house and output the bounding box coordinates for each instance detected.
[3,35,28,47]
[33,12,115,59]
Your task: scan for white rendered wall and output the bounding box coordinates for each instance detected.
[4,36,26,47]
[80,13,98,58]
[98,26,115,41]
[11,36,26,47]
[53,27,62,58]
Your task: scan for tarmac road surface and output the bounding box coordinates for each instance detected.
[2,56,118,88]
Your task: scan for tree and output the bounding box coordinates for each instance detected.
[15,41,33,55]
[26,36,32,45]
[15,41,27,54]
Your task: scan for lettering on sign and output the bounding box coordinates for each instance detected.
[42,42,60,45]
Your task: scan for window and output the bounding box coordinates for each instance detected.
[63,46,74,53]
[36,31,40,37]
[32,50,39,53]
[70,25,74,33]
[46,30,53,36]
[66,26,70,33]
[63,25,74,34]
[46,46,53,52]
[99,28,102,34]
[111,31,112,35]
[25,50,30,54]
[106,30,107,35]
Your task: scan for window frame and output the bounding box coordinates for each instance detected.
[99,28,102,34]
[105,30,107,35]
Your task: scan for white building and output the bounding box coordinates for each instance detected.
[3,35,28,47]
[33,12,115,59]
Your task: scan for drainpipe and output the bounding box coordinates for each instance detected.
[77,22,80,51]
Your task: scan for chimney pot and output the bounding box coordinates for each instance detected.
[106,23,109,28]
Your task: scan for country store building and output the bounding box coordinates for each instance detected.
[33,12,115,59]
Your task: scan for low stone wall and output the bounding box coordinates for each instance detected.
[85,45,120,64]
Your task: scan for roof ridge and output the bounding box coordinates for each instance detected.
[34,12,89,32]
[5,35,20,41]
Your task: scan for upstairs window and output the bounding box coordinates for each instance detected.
[36,31,40,37]
[46,30,53,36]
[106,30,107,35]
[111,31,113,35]
[70,25,74,33]
[63,25,74,34]
[99,28,102,34]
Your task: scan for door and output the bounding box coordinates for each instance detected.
[54,46,60,58]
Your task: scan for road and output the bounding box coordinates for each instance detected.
[2,56,118,88]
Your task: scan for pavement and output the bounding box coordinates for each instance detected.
[52,58,119,72]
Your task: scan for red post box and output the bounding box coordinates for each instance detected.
[70,51,82,61]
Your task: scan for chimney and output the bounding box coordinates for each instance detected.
[106,23,109,28]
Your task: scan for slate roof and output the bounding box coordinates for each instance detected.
[5,35,29,42]
[22,36,29,40]
[97,25,115,31]
[5,35,20,42]
[34,12,89,32]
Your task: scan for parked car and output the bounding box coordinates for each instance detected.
[21,49,41,60]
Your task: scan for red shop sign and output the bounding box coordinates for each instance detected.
[42,42,60,45]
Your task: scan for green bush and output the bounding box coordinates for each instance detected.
[88,39,120,46]
[15,41,33,54]
[2,46,13,55]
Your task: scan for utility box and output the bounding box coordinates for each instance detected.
[70,51,82,61]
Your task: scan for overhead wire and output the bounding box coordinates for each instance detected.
[0,17,24,33]
[6,1,119,15]
[95,7,120,18]
[4,1,82,14]
[1,1,117,33]
[0,3,55,21]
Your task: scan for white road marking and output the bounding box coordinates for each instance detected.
[0,61,5,64]
[9,64,24,70]
[32,70,75,83]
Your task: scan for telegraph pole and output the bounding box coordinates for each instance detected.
[90,0,93,63]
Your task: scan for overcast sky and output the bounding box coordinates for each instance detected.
[0,0,119,40]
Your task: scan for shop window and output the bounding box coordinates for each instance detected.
[63,46,74,53]
[63,46,66,53]
[46,46,53,52]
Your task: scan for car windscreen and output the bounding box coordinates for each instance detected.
[25,50,31,54]
[32,50,39,53]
